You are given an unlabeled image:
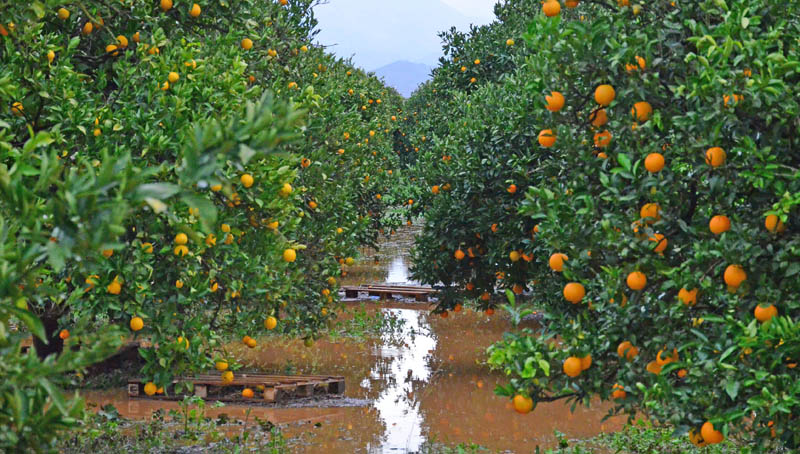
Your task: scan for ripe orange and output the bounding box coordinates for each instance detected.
[512,284,524,295]
[626,271,647,290]
[485,307,495,316]
[509,251,521,262]
[678,288,698,306]
[646,360,662,375]
[174,233,188,245]
[283,248,297,262]
[594,85,616,106]
[545,91,565,112]
[506,38,515,46]
[677,369,688,378]
[580,354,592,371]
[215,361,229,371]
[611,384,626,400]
[723,264,746,288]
[631,101,652,122]
[59,329,70,340]
[221,371,234,384]
[440,311,448,318]
[754,304,777,322]
[590,109,608,127]
[242,388,255,398]
[593,130,612,148]
[512,394,533,414]
[639,203,661,222]
[656,348,679,365]
[542,0,561,16]
[649,233,667,253]
[466,282,475,291]
[432,185,440,194]
[57,8,70,20]
[563,356,582,377]
[82,22,93,35]
[644,153,665,173]
[241,38,253,50]
[454,249,465,260]
[481,292,491,301]
[617,341,638,361]
[240,173,254,188]
[705,147,726,167]
[190,3,201,17]
[565,0,580,7]
[160,0,172,11]
[538,129,556,147]
[765,214,786,233]
[264,316,278,330]
[144,382,157,396]
[107,280,122,294]
[507,184,517,194]
[563,282,586,304]
[130,316,144,331]
[709,215,731,234]
[701,421,724,444]
[689,429,708,447]
[549,253,568,272]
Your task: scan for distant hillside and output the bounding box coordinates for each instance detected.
[373,61,432,98]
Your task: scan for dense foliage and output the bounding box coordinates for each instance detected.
[1,0,404,450]
[405,0,799,450]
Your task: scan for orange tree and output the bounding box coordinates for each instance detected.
[2,0,402,423]
[405,0,799,449]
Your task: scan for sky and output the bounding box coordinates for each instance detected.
[313,0,498,70]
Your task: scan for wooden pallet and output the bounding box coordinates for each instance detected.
[128,373,345,403]
[342,284,437,301]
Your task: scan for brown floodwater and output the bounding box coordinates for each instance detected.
[84,226,625,453]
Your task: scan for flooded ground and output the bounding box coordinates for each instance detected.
[84,226,625,453]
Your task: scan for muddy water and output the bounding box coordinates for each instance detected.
[85,226,625,453]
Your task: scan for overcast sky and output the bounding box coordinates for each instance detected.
[313,0,498,70]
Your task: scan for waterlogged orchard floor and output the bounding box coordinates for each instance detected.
[83,226,626,453]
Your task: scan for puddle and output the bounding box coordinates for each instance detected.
[84,225,625,452]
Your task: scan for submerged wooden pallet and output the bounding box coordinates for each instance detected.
[128,373,345,403]
[342,284,437,301]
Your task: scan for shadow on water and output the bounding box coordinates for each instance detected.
[84,225,625,453]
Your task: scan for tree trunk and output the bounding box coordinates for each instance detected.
[32,312,64,360]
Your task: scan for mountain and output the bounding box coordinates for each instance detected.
[313,0,486,70]
[372,61,432,98]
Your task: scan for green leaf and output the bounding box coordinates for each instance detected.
[134,183,181,201]
[7,306,46,341]
[725,380,740,400]
[38,378,68,414]
[617,153,631,171]
[538,359,550,377]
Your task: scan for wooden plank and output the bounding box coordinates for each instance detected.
[128,382,140,397]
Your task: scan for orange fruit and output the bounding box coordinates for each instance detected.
[563,282,586,304]
[705,147,726,167]
[454,303,463,313]
[764,214,786,233]
[215,361,228,371]
[631,101,652,122]
[677,369,688,378]
[241,38,253,50]
[545,91,565,112]
[264,316,278,330]
[701,421,724,444]
[565,0,580,7]
[57,8,70,20]
[481,292,491,301]
[512,284,524,295]
[466,282,475,291]
[678,288,698,306]
[507,184,517,194]
[689,429,708,447]
[283,248,297,263]
[593,130,612,148]
[174,233,188,245]
[59,329,70,340]
[240,174,254,188]
[432,185,440,194]
[221,371,234,384]
[549,253,568,272]
[617,341,638,361]
[611,384,626,400]
[130,316,144,331]
[754,304,777,322]
[644,153,664,173]
[723,265,746,288]
[509,251,521,262]
[144,382,157,396]
[580,354,592,370]
[512,395,533,414]
[440,311,448,319]
[709,215,731,235]
[656,348,679,365]
[107,280,121,294]
[626,271,647,290]
[242,388,255,398]
[538,129,556,147]
[590,109,608,127]
[649,233,667,253]
[542,0,561,16]
[646,360,662,375]
[594,85,616,106]
[160,0,173,11]
[189,3,201,17]
[639,203,661,222]
[563,356,583,377]
[485,307,495,316]
[454,249,466,260]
